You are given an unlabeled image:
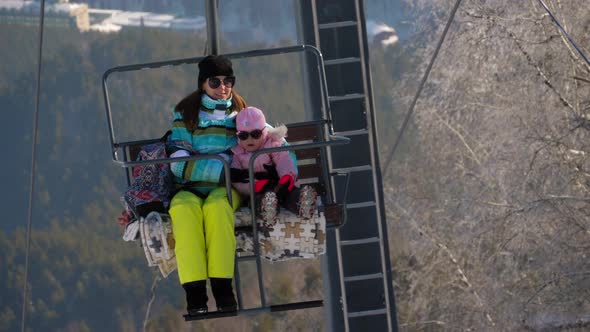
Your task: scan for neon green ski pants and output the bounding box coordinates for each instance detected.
[169,187,240,284]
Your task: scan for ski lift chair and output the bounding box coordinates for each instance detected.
[102,45,350,320]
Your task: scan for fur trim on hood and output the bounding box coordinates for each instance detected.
[267,124,287,141]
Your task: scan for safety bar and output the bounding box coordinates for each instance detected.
[247,135,349,308]
[115,133,349,205]
[102,44,333,163]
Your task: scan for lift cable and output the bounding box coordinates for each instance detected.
[203,0,220,55]
[382,0,464,178]
[536,0,590,67]
[21,0,46,331]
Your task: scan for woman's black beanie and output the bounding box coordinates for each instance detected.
[198,55,234,87]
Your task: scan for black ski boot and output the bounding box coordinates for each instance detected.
[210,278,237,312]
[182,280,208,316]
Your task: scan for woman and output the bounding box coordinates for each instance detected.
[167,55,247,315]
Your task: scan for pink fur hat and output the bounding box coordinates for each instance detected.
[236,106,266,132]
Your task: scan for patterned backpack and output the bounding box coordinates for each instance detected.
[124,138,173,218]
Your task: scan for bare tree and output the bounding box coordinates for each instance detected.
[378,0,590,330]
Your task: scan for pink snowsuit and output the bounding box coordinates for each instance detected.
[230,126,298,196]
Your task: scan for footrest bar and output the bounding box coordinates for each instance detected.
[183,300,324,321]
[184,310,238,321]
[270,300,323,312]
[348,308,387,318]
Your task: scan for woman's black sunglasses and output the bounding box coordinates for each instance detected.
[237,129,264,140]
[208,76,236,89]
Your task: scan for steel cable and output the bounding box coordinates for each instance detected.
[537,0,590,66]
[382,0,464,177]
[21,0,46,331]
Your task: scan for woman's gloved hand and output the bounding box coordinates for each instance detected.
[230,168,249,183]
[262,163,280,181]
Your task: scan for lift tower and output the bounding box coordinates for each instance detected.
[296,1,399,331]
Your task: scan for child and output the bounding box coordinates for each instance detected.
[230,106,317,222]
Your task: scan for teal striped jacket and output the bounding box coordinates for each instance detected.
[167,109,238,195]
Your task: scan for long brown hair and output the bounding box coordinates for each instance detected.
[174,89,247,131]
